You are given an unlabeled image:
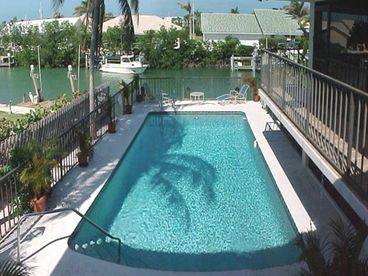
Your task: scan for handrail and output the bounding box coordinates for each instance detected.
[0,165,21,184]
[17,208,121,263]
[263,49,368,99]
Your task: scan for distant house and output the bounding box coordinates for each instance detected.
[201,9,303,46]
[102,15,182,35]
[253,9,303,37]
[201,13,263,46]
[8,17,83,33]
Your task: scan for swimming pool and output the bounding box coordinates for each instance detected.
[69,112,299,271]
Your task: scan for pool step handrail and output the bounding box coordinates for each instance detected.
[16,207,122,263]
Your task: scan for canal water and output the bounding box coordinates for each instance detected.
[0,67,254,104]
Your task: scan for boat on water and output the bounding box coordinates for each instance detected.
[0,55,15,67]
[99,54,148,74]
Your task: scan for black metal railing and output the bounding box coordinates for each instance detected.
[0,85,128,241]
[17,208,122,263]
[261,49,368,197]
[0,166,20,240]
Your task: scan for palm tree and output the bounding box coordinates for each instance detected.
[53,0,138,115]
[0,260,28,275]
[52,11,63,18]
[73,0,92,16]
[194,10,201,36]
[284,0,309,36]
[178,1,192,39]
[297,218,368,275]
[230,6,239,14]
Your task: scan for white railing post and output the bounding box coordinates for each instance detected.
[346,92,355,175]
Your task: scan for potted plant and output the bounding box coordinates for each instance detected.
[105,94,116,133]
[14,141,58,212]
[120,80,132,114]
[243,75,260,102]
[77,129,92,167]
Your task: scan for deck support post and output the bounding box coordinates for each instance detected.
[302,150,309,168]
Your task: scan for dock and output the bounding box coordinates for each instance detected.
[0,103,34,114]
[230,55,253,71]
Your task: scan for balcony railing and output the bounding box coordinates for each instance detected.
[261,50,368,197]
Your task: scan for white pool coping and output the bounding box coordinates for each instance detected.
[9,100,315,275]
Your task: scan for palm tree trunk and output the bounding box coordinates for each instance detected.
[189,14,192,39]
[89,0,100,138]
[89,0,100,114]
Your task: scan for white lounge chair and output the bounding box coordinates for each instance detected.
[235,84,250,103]
[161,92,172,106]
[216,84,249,103]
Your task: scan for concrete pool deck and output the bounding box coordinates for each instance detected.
[0,100,347,275]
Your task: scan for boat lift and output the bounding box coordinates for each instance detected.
[230,55,253,71]
[29,65,42,103]
[29,46,43,103]
[230,47,262,77]
[67,65,77,94]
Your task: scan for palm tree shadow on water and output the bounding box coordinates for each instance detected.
[70,114,299,271]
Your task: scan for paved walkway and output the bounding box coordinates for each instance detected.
[0,101,346,275]
[0,103,34,114]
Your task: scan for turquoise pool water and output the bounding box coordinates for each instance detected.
[69,112,299,271]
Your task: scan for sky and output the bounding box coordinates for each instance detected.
[0,0,289,22]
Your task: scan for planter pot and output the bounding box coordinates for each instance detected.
[31,195,47,212]
[108,121,116,133]
[136,94,144,102]
[124,105,132,114]
[253,94,261,102]
[77,152,88,167]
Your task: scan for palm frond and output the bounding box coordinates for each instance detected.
[178,1,191,13]
[118,0,139,42]
[0,260,28,276]
[296,231,330,276]
[52,0,65,10]
[329,218,368,274]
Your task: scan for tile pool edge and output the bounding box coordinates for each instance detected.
[244,105,315,234]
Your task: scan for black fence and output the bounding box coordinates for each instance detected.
[0,83,129,241]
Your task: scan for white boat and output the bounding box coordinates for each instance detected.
[99,55,148,74]
[0,55,15,67]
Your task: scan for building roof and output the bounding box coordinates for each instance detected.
[102,15,181,35]
[254,9,303,36]
[201,9,303,37]
[13,17,82,29]
[201,13,262,35]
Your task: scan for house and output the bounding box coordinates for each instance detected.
[254,9,303,37]
[201,9,303,46]
[201,13,263,46]
[8,17,83,33]
[102,15,182,35]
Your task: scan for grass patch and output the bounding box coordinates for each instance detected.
[0,111,25,121]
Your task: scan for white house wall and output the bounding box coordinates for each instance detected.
[203,33,263,45]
